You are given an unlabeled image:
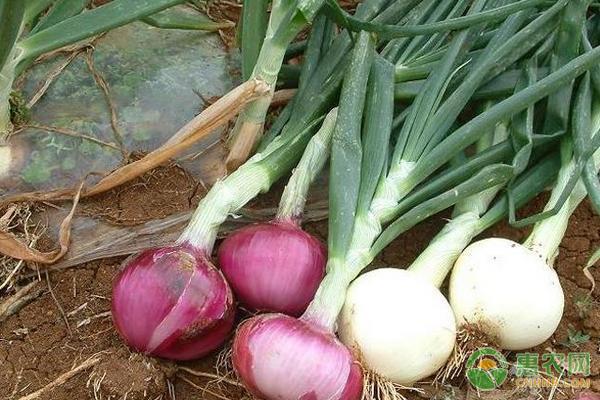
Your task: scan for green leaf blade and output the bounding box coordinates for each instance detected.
[328,31,374,259]
[19,0,185,61]
[0,0,25,68]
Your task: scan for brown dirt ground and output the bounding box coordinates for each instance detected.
[0,163,599,400]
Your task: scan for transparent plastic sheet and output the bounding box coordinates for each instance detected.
[1,17,252,268]
[2,19,237,195]
[34,195,327,273]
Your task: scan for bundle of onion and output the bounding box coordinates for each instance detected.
[450,74,600,351]
[111,108,333,360]
[339,117,512,384]
[338,0,600,388]
[341,3,600,381]
[448,0,600,351]
[231,32,380,400]
[230,1,600,398]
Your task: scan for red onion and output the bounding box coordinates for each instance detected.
[233,313,362,400]
[218,219,326,316]
[217,110,336,316]
[112,244,234,360]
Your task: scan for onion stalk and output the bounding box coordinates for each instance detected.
[217,109,337,316]
[225,0,327,170]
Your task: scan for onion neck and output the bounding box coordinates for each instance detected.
[524,142,600,266]
[180,108,338,253]
[276,108,336,222]
[370,160,417,224]
[178,161,272,254]
[228,1,305,166]
[408,211,482,288]
[408,126,507,287]
[301,160,419,331]
[301,258,353,332]
[524,164,593,266]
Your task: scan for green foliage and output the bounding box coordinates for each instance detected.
[21,150,55,184]
[9,91,31,126]
[0,0,24,68]
[561,326,591,349]
[19,0,187,61]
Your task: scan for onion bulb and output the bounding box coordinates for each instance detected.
[218,109,335,316]
[233,313,362,400]
[449,237,564,350]
[339,268,456,385]
[112,244,235,360]
[218,219,326,316]
[0,145,11,178]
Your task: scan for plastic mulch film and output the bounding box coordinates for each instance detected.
[2,20,237,196]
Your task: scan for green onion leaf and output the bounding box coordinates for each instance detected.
[324,0,555,40]
[30,0,88,35]
[19,0,186,61]
[328,31,374,259]
[371,164,514,258]
[240,0,269,80]
[142,7,232,31]
[0,0,25,68]
[356,56,395,217]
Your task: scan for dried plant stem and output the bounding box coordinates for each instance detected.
[46,271,71,334]
[84,49,127,159]
[17,357,101,400]
[27,51,83,108]
[21,124,121,151]
[0,281,42,322]
[0,181,84,263]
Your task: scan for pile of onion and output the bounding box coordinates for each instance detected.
[229,109,364,399]
[450,74,600,350]
[111,109,337,361]
[336,113,515,385]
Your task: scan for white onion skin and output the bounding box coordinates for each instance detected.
[449,237,564,350]
[339,268,456,385]
[0,145,11,178]
[0,139,29,188]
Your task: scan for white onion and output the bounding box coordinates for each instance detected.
[339,268,456,385]
[0,146,12,178]
[449,237,564,350]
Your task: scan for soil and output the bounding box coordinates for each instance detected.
[79,157,205,226]
[0,163,599,400]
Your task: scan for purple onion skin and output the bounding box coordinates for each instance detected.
[218,220,326,316]
[233,313,363,400]
[112,244,235,360]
